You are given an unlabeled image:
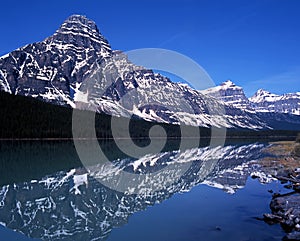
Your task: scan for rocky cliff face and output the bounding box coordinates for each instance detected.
[0,15,111,106]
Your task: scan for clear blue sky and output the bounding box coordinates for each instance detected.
[0,0,299,96]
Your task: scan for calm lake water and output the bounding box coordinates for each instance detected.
[0,140,286,241]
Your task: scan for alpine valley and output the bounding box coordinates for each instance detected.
[0,15,299,137]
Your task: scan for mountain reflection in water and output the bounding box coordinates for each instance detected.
[0,143,273,241]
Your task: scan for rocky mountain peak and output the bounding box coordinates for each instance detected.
[256,88,272,95]
[46,14,111,54]
[248,89,300,115]
[201,80,252,111]
[249,89,279,103]
[56,15,100,37]
[222,79,235,87]
[0,14,112,105]
[220,80,242,90]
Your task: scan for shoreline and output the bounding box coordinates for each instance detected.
[0,135,297,141]
[261,138,300,240]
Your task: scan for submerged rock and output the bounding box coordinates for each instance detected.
[283,231,300,240]
[264,193,300,240]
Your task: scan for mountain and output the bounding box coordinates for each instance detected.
[0,15,299,131]
[0,15,111,106]
[201,80,254,111]
[202,80,300,130]
[203,80,300,116]
[0,143,269,241]
[249,89,300,115]
[76,55,270,129]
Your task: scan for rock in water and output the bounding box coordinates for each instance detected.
[267,194,300,239]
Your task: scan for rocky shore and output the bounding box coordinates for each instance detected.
[262,135,300,240]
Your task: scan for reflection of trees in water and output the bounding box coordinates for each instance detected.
[0,141,81,185]
[0,143,266,241]
[0,138,210,186]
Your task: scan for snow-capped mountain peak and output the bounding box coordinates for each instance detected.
[203,80,242,94]
[49,15,111,51]
[201,80,253,111]
[57,15,100,35]
[0,15,112,106]
[46,14,112,58]
[249,89,300,115]
[203,81,300,117]
[249,89,280,103]
[221,79,241,89]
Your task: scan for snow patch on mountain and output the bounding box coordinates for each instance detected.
[249,89,300,115]
[201,80,254,112]
[202,80,300,118]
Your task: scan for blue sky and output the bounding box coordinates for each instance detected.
[0,0,299,96]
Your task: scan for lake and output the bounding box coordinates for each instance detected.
[0,140,287,241]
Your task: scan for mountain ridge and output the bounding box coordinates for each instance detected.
[204,80,300,116]
[0,15,299,131]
